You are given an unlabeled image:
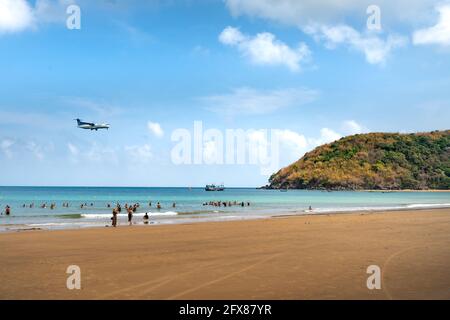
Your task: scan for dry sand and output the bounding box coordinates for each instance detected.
[1,209,449,300]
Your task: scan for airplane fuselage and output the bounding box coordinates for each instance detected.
[75,119,110,130]
[78,124,110,130]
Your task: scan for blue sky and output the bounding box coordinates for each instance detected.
[0,0,449,187]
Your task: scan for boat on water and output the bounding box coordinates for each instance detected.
[205,184,225,191]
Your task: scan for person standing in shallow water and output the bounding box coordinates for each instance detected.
[111,208,118,227]
[127,207,133,226]
[5,205,11,216]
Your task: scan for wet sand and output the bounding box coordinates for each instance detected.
[0,208,449,300]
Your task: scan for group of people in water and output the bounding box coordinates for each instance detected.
[17,202,67,209]
[110,202,159,227]
[2,200,254,223]
[203,200,251,207]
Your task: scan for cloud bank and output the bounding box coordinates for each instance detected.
[413,4,450,47]
[219,26,310,71]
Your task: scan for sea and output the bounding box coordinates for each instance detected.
[0,186,449,232]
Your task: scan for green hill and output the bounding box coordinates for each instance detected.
[267,130,450,190]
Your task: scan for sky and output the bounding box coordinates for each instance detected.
[0,0,449,187]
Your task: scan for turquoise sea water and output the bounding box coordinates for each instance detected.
[0,186,449,231]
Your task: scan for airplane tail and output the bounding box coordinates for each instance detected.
[75,118,81,125]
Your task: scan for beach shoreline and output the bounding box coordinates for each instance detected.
[1,204,450,234]
[1,208,449,299]
[2,186,450,233]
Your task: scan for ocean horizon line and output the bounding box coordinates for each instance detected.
[1,186,449,192]
[0,185,260,189]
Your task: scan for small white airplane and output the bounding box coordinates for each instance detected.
[75,119,110,130]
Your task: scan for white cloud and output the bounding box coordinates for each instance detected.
[342,120,368,135]
[0,0,75,34]
[268,122,366,167]
[247,126,344,172]
[413,4,450,47]
[225,0,437,27]
[221,120,364,173]
[247,130,271,165]
[306,24,407,65]
[35,0,75,23]
[275,129,308,156]
[147,121,164,138]
[308,128,342,147]
[0,0,35,33]
[0,139,15,158]
[219,26,245,45]
[224,0,431,64]
[202,87,318,116]
[219,26,310,71]
[124,144,153,164]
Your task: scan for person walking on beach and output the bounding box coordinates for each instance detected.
[127,207,133,226]
[111,208,118,227]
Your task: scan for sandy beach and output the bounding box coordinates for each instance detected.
[1,208,449,300]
